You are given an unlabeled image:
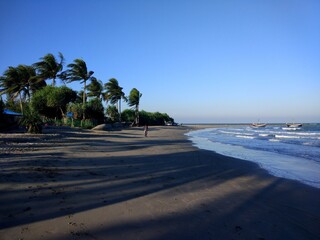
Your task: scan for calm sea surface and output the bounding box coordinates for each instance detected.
[186,124,320,188]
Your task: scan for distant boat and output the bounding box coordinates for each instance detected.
[286,123,302,128]
[251,123,267,128]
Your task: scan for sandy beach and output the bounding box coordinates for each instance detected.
[1,126,320,240]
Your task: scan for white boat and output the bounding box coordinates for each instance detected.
[286,123,302,128]
[251,123,267,128]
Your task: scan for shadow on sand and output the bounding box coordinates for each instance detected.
[1,127,320,239]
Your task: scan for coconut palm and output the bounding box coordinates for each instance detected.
[87,77,103,100]
[0,67,24,111]
[128,88,142,126]
[33,52,64,87]
[0,65,44,113]
[17,65,46,99]
[63,59,94,107]
[104,78,127,122]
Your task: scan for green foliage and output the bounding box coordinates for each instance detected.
[138,110,173,126]
[1,52,176,130]
[121,109,135,123]
[104,78,126,105]
[75,91,84,104]
[128,88,142,125]
[116,109,174,126]
[68,98,104,123]
[31,86,77,118]
[87,77,103,99]
[67,102,83,119]
[19,106,43,134]
[106,105,119,123]
[33,52,65,87]
[61,58,94,106]
[128,88,142,108]
[5,98,25,113]
[81,119,95,129]
[104,78,127,122]
[84,98,104,123]
[0,65,46,113]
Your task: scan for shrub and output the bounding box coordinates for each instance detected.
[20,107,43,133]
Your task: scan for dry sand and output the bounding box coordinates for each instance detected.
[0,126,319,240]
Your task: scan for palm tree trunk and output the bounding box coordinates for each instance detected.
[19,92,23,114]
[136,104,139,126]
[118,99,121,123]
[83,80,87,106]
[82,80,86,125]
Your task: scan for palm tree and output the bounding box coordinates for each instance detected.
[0,65,44,113]
[61,59,94,124]
[63,59,94,107]
[128,88,142,126]
[0,67,24,112]
[33,52,64,87]
[87,77,103,100]
[16,65,45,100]
[104,78,127,122]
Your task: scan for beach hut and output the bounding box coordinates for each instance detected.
[0,109,22,130]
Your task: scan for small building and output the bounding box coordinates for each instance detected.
[0,109,22,130]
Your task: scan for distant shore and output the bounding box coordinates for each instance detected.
[1,126,320,240]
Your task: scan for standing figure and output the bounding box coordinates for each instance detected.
[144,125,148,137]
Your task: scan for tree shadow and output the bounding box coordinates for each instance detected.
[1,127,320,239]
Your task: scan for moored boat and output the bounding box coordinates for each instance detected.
[286,123,302,128]
[251,123,267,128]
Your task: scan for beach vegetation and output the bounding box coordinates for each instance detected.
[3,98,23,114]
[117,109,174,126]
[19,106,43,134]
[84,98,105,124]
[61,59,94,106]
[121,109,135,123]
[104,78,127,122]
[87,77,104,101]
[106,105,119,123]
[0,65,46,113]
[75,90,84,104]
[138,110,174,126]
[80,119,95,129]
[128,88,142,126]
[67,102,83,120]
[33,52,65,87]
[1,52,175,131]
[31,86,77,119]
[61,59,94,126]
[67,99,104,125]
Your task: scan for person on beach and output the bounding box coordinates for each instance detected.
[144,124,148,137]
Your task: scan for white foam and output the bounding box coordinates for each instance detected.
[186,129,320,189]
[236,135,255,139]
[269,139,280,142]
[282,127,301,131]
[275,135,300,139]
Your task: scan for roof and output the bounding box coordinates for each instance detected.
[3,109,23,116]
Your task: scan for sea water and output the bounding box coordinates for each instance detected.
[186,124,320,188]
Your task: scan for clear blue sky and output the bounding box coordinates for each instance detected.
[1,0,319,123]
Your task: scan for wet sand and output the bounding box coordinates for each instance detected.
[0,126,320,240]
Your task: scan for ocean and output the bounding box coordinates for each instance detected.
[186,124,320,188]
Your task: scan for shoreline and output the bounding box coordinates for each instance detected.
[186,126,320,189]
[1,126,320,239]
